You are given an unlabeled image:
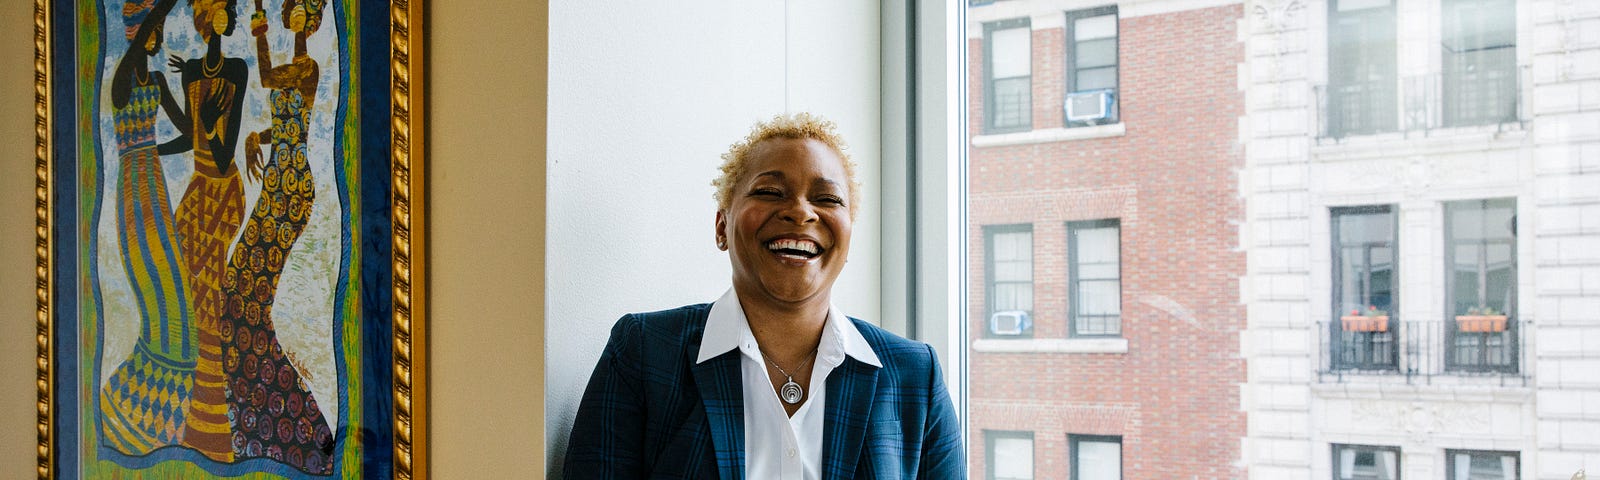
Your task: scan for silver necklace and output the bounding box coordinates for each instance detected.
[760,348,817,405]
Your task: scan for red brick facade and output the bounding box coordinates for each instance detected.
[966,4,1246,479]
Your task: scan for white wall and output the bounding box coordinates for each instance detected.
[544,2,880,475]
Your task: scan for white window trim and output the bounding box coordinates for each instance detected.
[972,337,1129,354]
[970,123,1127,148]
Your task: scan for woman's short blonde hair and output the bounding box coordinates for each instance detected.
[712,112,860,218]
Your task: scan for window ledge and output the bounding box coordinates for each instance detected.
[1312,124,1529,162]
[1310,381,1532,403]
[971,123,1126,148]
[972,337,1129,354]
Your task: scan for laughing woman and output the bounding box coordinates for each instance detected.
[564,113,963,479]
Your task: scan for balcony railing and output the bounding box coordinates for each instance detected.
[1316,319,1529,386]
[1314,65,1530,141]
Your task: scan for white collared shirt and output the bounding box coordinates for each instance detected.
[696,289,882,480]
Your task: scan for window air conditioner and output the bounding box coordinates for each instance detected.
[989,310,1032,336]
[1065,89,1115,123]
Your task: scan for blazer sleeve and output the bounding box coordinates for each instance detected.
[918,344,965,480]
[564,314,649,479]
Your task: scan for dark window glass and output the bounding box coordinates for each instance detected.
[1446,450,1520,480]
[1445,198,1519,372]
[1331,206,1398,370]
[1332,444,1402,480]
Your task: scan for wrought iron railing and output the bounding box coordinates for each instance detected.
[1317,319,1529,386]
[1314,65,1530,141]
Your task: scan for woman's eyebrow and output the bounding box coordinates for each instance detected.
[753,171,785,181]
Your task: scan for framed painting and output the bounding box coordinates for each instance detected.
[33,0,426,478]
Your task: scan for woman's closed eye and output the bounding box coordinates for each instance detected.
[813,195,845,207]
[749,187,783,198]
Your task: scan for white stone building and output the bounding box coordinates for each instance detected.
[1240,0,1600,478]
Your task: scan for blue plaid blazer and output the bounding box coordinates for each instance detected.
[563,303,964,479]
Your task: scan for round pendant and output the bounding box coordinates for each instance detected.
[780,380,804,404]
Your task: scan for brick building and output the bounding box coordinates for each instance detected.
[1239,0,1600,479]
[964,1,1248,478]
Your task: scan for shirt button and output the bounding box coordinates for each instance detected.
[786,448,796,458]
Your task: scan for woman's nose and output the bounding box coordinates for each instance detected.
[780,199,818,224]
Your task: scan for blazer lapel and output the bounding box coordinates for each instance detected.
[822,358,881,480]
[692,351,745,480]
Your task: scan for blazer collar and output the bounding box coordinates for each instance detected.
[696,288,882,368]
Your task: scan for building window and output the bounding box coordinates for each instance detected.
[986,225,1034,337]
[987,431,1034,480]
[1064,6,1119,126]
[1069,219,1121,337]
[1326,0,1397,137]
[1331,206,1397,370]
[1445,198,1518,372]
[984,18,1032,133]
[1070,435,1121,480]
[1442,0,1517,127]
[1332,444,1401,480]
[1446,450,1519,480]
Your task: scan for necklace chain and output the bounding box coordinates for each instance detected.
[759,347,817,380]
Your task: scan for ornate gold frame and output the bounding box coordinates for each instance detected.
[33,0,427,478]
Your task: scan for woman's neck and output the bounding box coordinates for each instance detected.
[737,290,830,364]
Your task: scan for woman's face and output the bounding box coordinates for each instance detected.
[718,137,854,308]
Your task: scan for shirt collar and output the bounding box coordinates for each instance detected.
[696,288,882,368]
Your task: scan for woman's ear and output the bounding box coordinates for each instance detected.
[714,210,728,251]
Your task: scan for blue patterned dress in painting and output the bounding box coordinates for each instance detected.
[98,78,196,456]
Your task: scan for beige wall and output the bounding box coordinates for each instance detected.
[0,1,550,477]
[2,0,40,477]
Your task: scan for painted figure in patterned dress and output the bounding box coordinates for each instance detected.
[97,0,197,456]
[216,0,333,472]
[169,0,250,462]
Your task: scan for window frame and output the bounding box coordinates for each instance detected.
[1444,449,1520,480]
[1068,218,1122,338]
[986,430,1036,480]
[983,17,1033,134]
[1443,198,1519,373]
[984,224,1035,338]
[1330,443,1404,480]
[1069,434,1123,480]
[1063,5,1120,127]
[1329,205,1400,371]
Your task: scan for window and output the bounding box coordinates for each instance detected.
[1332,444,1401,480]
[985,225,1034,337]
[1070,435,1121,480]
[1068,219,1120,337]
[1442,0,1517,127]
[987,431,1034,480]
[1064,6,1119,126]
[1446,450,1519,480]
[1331,206,1397,370]
[1326,0,1397,137]
[1445,198,1518,372]
[985,18,1032,133]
